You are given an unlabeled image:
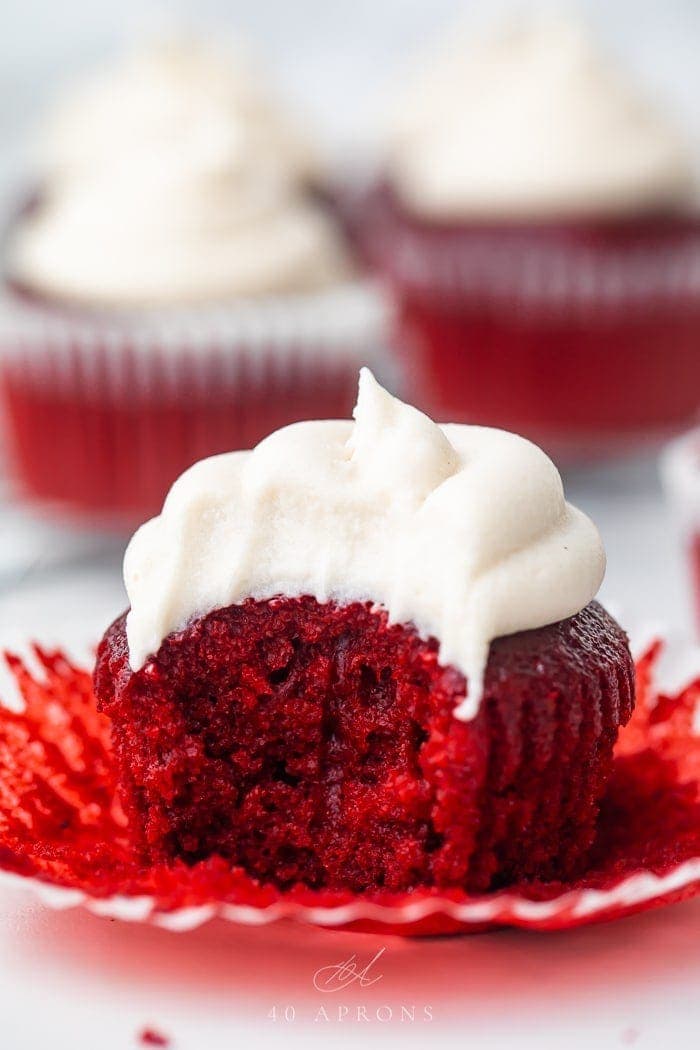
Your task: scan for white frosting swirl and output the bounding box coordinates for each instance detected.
[124,370,605,719]
[9,37,348,304]
[388,15,694,219]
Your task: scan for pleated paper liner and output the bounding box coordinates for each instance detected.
[0,639,699,937]
[0,281,390,524]
[358,184,700,461]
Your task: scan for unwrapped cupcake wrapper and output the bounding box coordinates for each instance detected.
[1,632,700,936]
[0,281,391,522]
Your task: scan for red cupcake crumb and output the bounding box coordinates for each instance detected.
[94,598,633,893]
[138,1028,170,1047]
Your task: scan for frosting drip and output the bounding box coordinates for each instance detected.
[124,370,605,719]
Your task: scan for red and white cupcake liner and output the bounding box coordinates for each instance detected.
[358,185,700,460]
[0,282,390,524]
[1,636,700,937]
[362,186,700,308]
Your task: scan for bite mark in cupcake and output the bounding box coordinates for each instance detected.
[122,367,606,711]
[94,372,633,893]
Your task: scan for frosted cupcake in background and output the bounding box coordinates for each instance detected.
[361,14,700,460]
[0,36,387,522]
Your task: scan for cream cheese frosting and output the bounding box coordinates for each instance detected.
[388,15,694,220]
[9,37,348,304]
[124,370,605,719]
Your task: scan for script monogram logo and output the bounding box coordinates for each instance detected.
[312,948,387,993]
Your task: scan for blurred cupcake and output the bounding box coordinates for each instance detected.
[0,36,386,522]
[661,427,700,629]
[362,15,700,460]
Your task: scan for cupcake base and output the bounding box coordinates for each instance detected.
[94,598,632,895]
[396,297,700,461]
[1,346,357,521]
[0,638,696,935]
[0,283,387,523]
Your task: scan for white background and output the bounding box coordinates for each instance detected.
[1,876,700,1050]
[1,1,700,1047]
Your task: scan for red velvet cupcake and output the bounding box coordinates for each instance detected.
[0,37,387,524]
[94,369,634,894]
[362,17,700,460]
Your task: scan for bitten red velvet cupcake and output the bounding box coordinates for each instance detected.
[0,36,386,523]
[361,16,700,461]
[94,370,634,894]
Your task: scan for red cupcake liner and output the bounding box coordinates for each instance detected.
[360,185,700,459]
[0,283,389,525]
[1,638,700,936]
[361,185,700,304]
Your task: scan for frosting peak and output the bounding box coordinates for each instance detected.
[348,369,459,503]
[124,371,605,718]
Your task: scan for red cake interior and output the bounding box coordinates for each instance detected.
[94,598,633,894]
